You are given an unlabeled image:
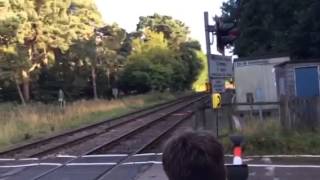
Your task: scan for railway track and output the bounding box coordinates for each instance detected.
[28,93,208,180]
[0,93,206,159]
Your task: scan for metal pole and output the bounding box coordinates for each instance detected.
[216,109,219,137]
[204,12,212,93]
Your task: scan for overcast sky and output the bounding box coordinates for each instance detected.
[95,0,224,51]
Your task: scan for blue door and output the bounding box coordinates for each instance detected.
[295,67,319,97]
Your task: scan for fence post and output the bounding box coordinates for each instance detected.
[280,96,290,130]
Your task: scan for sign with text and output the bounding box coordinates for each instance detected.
[209,54,233,93]
[211,78,226,93]
[209,55,233,78]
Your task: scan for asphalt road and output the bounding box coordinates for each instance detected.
[1,154,320,180]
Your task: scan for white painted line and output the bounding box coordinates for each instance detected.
[225,154,320,158]
[67,163,117,166]
[122,161,320,168]
[0,163,61,168]
[247,155,320,158]
[82,154,128,158]
[39,163,63,166]
[248,164,320,168]
[122,161,162,165]
[0,158,16,161]
[56,155,78,158]
[133,153,163,157]
[19,158,39,161]
[0,163,38,168]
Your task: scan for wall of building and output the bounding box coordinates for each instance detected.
[276,62,320,98]
[234,56,289,110]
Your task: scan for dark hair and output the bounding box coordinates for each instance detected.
[162,131,226,180]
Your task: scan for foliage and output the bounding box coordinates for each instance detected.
[137,13,190,49]
[118,30,202,93]
[0,92,178,150]
[222,120,320,155]
[222,0,320,59]
[0,6,204,103]
[192,51,208,92]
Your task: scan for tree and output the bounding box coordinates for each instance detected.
[119,31,175,93]
[0,0,103,102]
[119,30,202,93]
[178,41,202,89]
[137,14,190,49]
[96,24,126,91]
[222,0,320,59]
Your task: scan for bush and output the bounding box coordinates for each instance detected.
[222,120,320,155]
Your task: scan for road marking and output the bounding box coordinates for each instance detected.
[19,158,39,161]
[67,163,117,166]
[248,164,320,168]
[122,161,162,165]
[56,155,77,158]
[82,154,128,158]
[0,159,15,161]
[225,154,320,158]
[122,161,320,168]
[0,163,62,168]
[133,153,162,157]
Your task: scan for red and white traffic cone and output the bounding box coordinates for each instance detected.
[233,146,243,165]
[230,135,244,165]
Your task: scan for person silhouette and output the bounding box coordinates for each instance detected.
[162,131,226,180]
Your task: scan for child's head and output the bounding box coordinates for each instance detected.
[162,131,226,180]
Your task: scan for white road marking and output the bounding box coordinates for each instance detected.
[67,163,117,166]
[0,163,62,168]
[56,155,77,158]
[0,159,15,161]
[242,158,253,162]
[19,158,39,161]
[122,161,320,168]
[122,161,162,165]
[248,164,320,168]
[82,154,128,157]
[225,154,320,158]
[133,153,162,157]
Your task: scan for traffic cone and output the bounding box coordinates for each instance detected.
[233,146,243,165]
[230,135,244,165]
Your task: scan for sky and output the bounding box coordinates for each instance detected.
[95,0,225,51]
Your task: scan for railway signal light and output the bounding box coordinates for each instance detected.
[215,17,239,55]
[211,93,221,109]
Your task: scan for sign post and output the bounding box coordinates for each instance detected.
[204,12,233,137]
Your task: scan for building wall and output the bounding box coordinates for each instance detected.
[234,57,289,110]
[276,62,320,98]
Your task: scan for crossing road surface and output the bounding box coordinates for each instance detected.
[136,155,320,180]
[1,154,320,180]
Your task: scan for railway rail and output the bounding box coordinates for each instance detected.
[0,93,206,159]
[28,93,208,180]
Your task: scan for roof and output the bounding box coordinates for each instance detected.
[275,58,320,67]
[234,53,290,62]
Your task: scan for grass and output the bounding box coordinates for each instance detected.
[0,92,183,151]
[221,119,320,155]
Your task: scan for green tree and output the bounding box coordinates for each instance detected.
[119,30,202,93]
[222,0,320,59]
[0,0,103,102]
[137,13,190,49]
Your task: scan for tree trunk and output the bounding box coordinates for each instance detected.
[22,70,30,102]
[15,78,26,105]
[91,66,98,100]
[106,68,111,88]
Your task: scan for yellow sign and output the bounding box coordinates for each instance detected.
[212,93,221,109]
